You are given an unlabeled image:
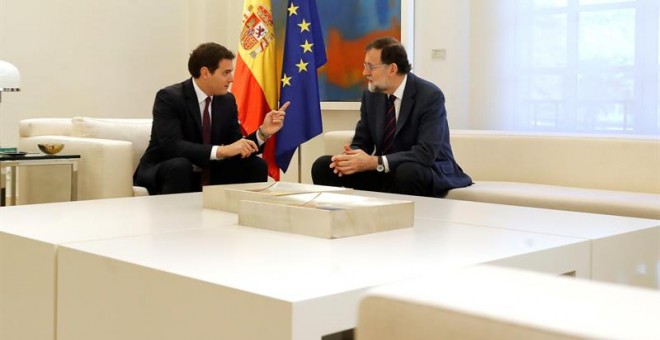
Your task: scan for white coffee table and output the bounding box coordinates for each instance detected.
[361,190,660,288]
[2,186,658,340]
[56,216,589,340]
[0,193,232,340]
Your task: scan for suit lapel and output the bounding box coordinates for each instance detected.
[183,79,203,136]
[210,96,223,143]
[375,93,388,150]
[397,73,415,136]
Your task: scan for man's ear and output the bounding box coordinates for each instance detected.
[200,66,209,78]
[389,63,399,75]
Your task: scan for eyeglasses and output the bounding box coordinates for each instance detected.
[363,62,388,71]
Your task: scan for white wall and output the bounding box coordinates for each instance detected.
[413,1,471,129]
[1,0,181,144]
[468,0,517,129]
[0,0,247,146]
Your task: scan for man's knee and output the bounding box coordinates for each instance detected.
[161,157,194,178]
[156,157,195,194]
[312,155,333,184]
[390,162,433,196]
[241,156,268,182]
[250,156,268,178]
[392,162,423,180]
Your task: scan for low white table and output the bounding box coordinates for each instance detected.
[56,217,588,340]
[363,190,660,288]
[1,187,658,340]
[0,193,232,340]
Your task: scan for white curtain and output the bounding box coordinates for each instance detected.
[469,0,659,134]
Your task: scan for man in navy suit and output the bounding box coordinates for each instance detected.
[135,43,288,194]
[312,37,472,197]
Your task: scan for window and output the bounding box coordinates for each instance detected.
[515,0,659,134]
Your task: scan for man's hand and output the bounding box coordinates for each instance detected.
[260,101,290,137]
[216,139,259,159]
[329,144,378,176]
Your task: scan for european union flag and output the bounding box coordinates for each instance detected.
[276,0,327,173]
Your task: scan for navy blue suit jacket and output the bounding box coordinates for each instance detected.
[135,78,259,187]
[351,73,472,195]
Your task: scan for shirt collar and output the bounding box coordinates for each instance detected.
[191,78,211,104]
[392,74,407,100]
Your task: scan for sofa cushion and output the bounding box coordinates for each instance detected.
[450,130,660,194]
[19,118,73,137]
[324,130,355,154]
[71,117,152,171]
[446,181,660,219]
[325,130,660,194]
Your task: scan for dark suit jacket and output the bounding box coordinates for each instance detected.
[351,73,472,195]
[134,78,260,189]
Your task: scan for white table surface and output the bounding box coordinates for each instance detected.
[361,190,660,288]
[0,192,228,242]
[2,187,657,340]
[0,193,227,340]
[55,201,590,340]
[49,193,590,339]
[360,190,660,239]
[59,216,588,302]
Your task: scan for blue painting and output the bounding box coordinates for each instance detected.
[272,0,402,101]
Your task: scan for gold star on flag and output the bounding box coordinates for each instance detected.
[281,73,292,87]
[300,40,314,53]
[287,3,299,16]
[298,19,311,33]
[296,59,309,72]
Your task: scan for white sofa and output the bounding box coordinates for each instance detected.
[18,117,152,203]
[357,265,660,340]
[323,130,660,219]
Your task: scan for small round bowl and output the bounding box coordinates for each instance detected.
[38,143,65,155]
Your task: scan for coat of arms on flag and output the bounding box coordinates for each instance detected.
[240,5,275,59]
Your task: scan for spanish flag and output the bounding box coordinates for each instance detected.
[233,0,280,180]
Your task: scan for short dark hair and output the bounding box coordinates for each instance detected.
[188,42,235,78]
[366,37,411,75]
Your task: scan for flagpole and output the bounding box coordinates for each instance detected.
[297,146,302,183]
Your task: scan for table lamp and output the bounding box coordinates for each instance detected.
[0,60,21,150]
[0,59,21,102]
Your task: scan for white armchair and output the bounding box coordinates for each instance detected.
[17,117,152,203]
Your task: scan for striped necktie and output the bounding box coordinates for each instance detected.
[382,94,396,154]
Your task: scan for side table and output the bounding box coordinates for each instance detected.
[0,153,80,206]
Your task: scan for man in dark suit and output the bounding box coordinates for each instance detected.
[312,37,472,197]
[135,42,288,194]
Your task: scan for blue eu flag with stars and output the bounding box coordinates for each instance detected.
[276,0,327,173]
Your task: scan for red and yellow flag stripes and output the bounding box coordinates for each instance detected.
[233,0,280,180]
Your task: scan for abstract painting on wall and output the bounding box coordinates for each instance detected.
[273,0,402,101]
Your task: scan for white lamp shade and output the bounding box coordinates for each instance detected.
[0,60,21,91]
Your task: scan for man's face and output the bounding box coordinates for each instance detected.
[363,48,391,93]
[203,59,234,96]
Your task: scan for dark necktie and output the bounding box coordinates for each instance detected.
[202,97,212,145]
[383,94,396,154]
[201,96,212,186]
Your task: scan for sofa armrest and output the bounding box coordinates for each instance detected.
[18,136,135,201]
[323,130,354,155]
